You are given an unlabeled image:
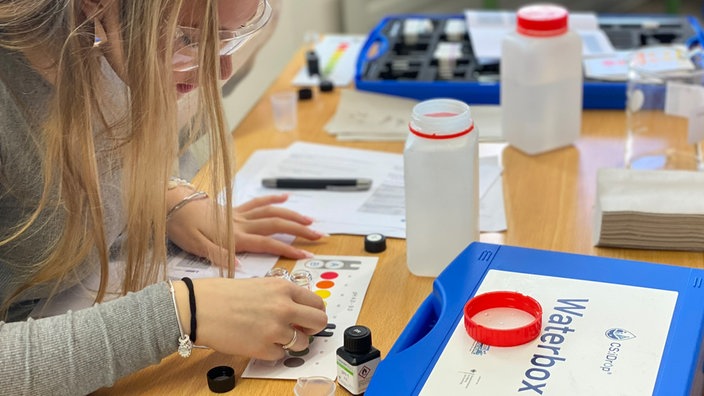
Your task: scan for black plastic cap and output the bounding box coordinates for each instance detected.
[343,325,372,354]
[364,233,386,253]
[298,87,313,100]
[319,79,334,92]
[207,365,235,393]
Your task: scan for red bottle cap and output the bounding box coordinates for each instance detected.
[464,291,542,347]
[516,4,568,37]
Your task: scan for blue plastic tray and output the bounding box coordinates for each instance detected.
[355,14,696,109]
[366,242,704,395]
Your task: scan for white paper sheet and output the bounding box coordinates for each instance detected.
[325,89,505,142]
[464,10,615,63]
[324,89,418,141]
[583,51,631,81]
[228,142,507,239]
[230,143,408,238]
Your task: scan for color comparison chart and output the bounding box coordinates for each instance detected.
[243,255,378,380]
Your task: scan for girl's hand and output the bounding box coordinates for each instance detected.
[166,192,326,267]
[173,277,328,360]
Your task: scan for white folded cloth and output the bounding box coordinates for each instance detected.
[593,168,704,251]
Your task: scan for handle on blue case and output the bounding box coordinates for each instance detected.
[386,293,439,357]
[355,20,390,81]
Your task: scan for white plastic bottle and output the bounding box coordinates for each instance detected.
[404,98,479,277]
[501,4,582,155]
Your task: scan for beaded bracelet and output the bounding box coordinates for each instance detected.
[167,177,195,191]
[166,191,208,221]
[168,280,193,358]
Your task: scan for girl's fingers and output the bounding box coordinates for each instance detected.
[236,218,325,240]
[235,194,289,212]
[235,233,313,259]
[237,205,314,225]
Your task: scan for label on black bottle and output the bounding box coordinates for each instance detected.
[336,355,380,395]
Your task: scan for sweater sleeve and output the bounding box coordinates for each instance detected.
[0,282,180,395]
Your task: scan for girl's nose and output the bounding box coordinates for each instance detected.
[220,55,233,80]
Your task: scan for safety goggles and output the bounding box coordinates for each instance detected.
[172,0,272,72]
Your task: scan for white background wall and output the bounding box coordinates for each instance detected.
[221,0,343,131]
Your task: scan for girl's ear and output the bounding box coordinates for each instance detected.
[79,0,106,47]
[82,0,127,80]
[80,0,103,19]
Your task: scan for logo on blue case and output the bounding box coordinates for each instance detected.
[605,328,636,341]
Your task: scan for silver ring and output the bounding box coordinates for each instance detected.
[281,328,297,350]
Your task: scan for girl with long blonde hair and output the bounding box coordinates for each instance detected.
[0,0,328,393]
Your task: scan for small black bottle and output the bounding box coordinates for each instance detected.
[336,325,381,395]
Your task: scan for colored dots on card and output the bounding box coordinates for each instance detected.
[316,280,335,289]
[320,272,338,280]
[283,357,305,368]
[288,348,309,357]
[314,274,337,300]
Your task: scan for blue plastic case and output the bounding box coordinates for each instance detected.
[366,242,704,395]
[355,14,696,109]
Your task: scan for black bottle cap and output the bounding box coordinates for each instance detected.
[343,325,373,354]
[207,365,235,393]
[319,79,334,92]
[364,233,386,253]
[298,87,313,100]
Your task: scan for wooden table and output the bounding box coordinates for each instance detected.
[94,48,704,395]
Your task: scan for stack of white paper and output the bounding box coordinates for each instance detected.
[593,168,704,250]
[324,89,419,141]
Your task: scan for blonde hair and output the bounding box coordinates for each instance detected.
[0,0,235,313]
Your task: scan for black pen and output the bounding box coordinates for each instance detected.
[261,178,373,191]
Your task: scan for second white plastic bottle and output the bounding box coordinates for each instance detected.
[501,4,583,155]
[404,98,479,277]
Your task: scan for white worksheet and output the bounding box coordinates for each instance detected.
[228,142,507,238]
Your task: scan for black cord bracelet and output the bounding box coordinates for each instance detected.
[181,277,197,343]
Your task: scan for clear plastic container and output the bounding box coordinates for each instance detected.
[625,46,704,170]
[293,376,336,396]
[501,4,582,155]
[404,98,479,277]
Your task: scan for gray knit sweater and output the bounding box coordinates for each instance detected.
[0,48,180,394]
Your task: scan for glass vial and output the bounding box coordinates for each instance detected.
[404,98,479,277]
[265,267,290,280]
[290,269,313,290]
[336,325,381,395]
